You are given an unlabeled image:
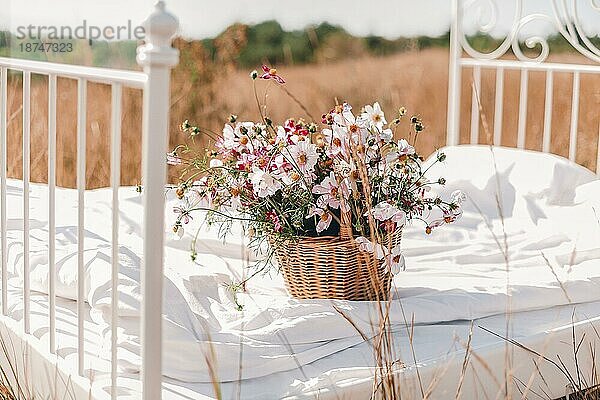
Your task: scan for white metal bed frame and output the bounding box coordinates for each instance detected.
[0,2,178,399]
[447,0,600,174]
[0,0,599,399]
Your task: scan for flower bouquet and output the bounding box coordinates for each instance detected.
[168,65,464,301]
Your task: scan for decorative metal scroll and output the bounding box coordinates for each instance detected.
[460,0,600,63]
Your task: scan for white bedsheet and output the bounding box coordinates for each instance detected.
[4,145,600,387]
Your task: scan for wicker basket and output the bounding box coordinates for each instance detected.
[271,225,401,301]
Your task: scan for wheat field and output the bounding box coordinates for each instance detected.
[3,47,600,188]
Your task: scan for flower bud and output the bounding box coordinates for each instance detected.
[180,120,191,131]
[250,70,258,79]
[229,114,238,123]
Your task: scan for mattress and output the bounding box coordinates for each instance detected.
[2,144,600,399]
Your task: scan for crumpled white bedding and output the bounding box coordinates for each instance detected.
[4,145,600,384]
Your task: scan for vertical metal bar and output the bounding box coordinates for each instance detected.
[542,71,554,154]
[493,67,504,146]
[470,66,481,144]
[77,78,87,375]
[110,83,122,399]
[140,71,167,400]
[23,71,31,334]
[48,74,57,353]
[597,118,600,176]
[0,67,7,316]
[517,69,529,149]
[446,0,462,146]
[137,4,179,398]
[569,72,580,162]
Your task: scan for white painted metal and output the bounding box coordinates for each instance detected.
[542,71,554,154]
[569,72,580,162]
[110,83,122,400]
[456,1,600,162]
[0,67,6,316]
[0,58,146,89]
[459,0,600,64]
[493,67,504,146]
[23,71,31,334]
[516,70,528,149]
[0,2,180,398]
[460,58,600,74]
[48,74,57,354]
[77,78,87,376]
[470,66,481,144]
[136,2,179,398]
[446,0,462,146]
[597,120,600,175]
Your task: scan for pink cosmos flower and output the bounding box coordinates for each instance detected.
[260,65,285,84]
[166,152,182,165]
[370,202,406,227]
[173,205,193,224]
[312,172,341,209]
[266,210,283,233]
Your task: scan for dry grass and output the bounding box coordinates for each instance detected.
[3,47,600,188]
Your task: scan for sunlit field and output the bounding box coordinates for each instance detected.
[3,46,599,188]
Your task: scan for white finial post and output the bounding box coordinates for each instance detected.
[136,2,179,399]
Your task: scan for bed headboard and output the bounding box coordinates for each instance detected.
[447,0,600,174]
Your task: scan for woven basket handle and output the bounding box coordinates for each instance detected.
[339,211,353,240]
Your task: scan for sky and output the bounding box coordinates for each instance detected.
[1,0,600,40]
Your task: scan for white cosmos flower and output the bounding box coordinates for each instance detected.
[385,245,405,274]
[221,122,256,151]
[385,139,415,164]
[287,141,318,175]
[396,139,415,155]
[209,158,223,168]
[360,102,387,130]
[323,126,349,157]
[380,128,393,143]
[355,236,386,259]
[355,236,373,252]
[451,190,467,204]
[221,124,237,150]
[170,225,185,240]
[306,206,333,233]
[249,167,281,198]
